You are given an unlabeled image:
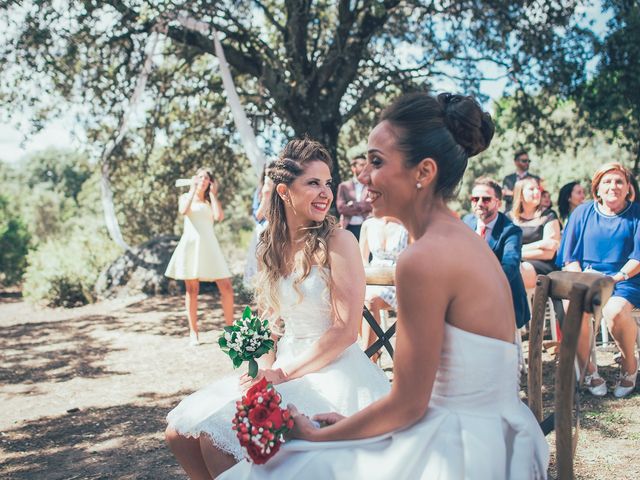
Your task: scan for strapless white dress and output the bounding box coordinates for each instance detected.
[166,266,391,460]
[223,323,550,480]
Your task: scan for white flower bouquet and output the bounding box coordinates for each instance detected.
[218,306,275,378]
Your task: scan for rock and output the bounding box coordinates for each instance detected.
[95,235,183,298]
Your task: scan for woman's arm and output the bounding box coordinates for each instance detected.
[178,178,198,215]
[611,259,640,283]
[521,219,561,260]
[271,230,366,383]
[359,222,370,265]
[209,180,224,222]
[292,247,447,441]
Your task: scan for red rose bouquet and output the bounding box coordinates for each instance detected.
[232,377,294,464]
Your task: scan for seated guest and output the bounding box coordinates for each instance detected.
[463,177,530,328]
[557,181,586,224]
[540,190,552,211]
[558,162,639,398]
[359,216,408,360]
[336,154,371,240]
[508,177,561,290]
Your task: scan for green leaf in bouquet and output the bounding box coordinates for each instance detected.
[229,349,238,359]
[264,339,275,349]
[262,319,269,328]
[232,356,243,368]
[218,337,227,348]
[254,346,269,357]
[248,359,258,378]
[223,326,235,333]
[242,306,252,320]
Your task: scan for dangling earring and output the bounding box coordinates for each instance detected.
[416,182,423,190]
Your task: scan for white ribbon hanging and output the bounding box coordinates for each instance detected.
[99,28,162,250]
[99,13,266,250]
[176,12,266,178]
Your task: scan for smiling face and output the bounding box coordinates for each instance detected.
[597,170,629,211]
[281,160,333,224]
[359,121,417,220]
[522,180,541,207]
[569,183,585,208]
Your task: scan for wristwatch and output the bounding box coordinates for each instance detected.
[618,271,630,281]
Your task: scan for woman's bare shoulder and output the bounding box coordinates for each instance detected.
[328,228,359,251]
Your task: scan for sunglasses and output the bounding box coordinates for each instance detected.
[470,196,495,204]
[518,159,531,164]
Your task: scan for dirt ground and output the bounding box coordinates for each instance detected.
[1,290,639,480]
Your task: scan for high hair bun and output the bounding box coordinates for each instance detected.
[437,93,495,157]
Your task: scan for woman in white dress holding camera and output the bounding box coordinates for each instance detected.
[165,168,235,345]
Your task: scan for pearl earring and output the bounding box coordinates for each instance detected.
[416,182,422,190]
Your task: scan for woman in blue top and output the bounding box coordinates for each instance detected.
[558,162,640,398]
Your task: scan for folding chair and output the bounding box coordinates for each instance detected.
[527,271,614,480]
[362,266,397,359]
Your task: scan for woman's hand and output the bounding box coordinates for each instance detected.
[239,368,287,391]
[209,178,219,196]
[288,405,320,440]
[313,412,346,426]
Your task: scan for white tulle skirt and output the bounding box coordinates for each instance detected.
[166,339,391,460]
[221,324,549,480]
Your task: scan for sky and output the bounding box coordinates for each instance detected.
[0,1,610,164]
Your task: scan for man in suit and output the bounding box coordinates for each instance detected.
[336,154,371,240]
[463,177,530,328]
[502,149,540,212]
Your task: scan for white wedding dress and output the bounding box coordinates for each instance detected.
[166,266,391,460]
[223,323,550,480]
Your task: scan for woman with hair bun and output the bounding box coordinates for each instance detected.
[165,139,390,479]
[226,92,549,479]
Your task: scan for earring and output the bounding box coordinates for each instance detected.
[416,182,423,190]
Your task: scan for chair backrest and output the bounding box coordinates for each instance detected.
[363,266,396,359]
[527,271,614,480]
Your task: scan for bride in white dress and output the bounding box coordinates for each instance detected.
[223,93,550,479]
[165,138,391,479]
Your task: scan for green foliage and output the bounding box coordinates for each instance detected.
[0,148,124,305]
[1,0,592,185]
[578,0,640,173]
[22,218,120,307]
[0,195,31,285]
[1,148,94,246]
[454,97,635,216]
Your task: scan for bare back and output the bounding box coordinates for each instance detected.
[398,214,515,344]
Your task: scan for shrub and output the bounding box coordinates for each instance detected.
[0,195,31,285]
[22,222,121,307]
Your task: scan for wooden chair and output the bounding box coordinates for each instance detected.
[362,266,397,359]
[527,271,614,480]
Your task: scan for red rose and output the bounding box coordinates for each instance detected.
[249,406,271,427]
[246,443,267,464]
[247,441,280,464]
[267,408,284,429]
[246,377,269,399]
